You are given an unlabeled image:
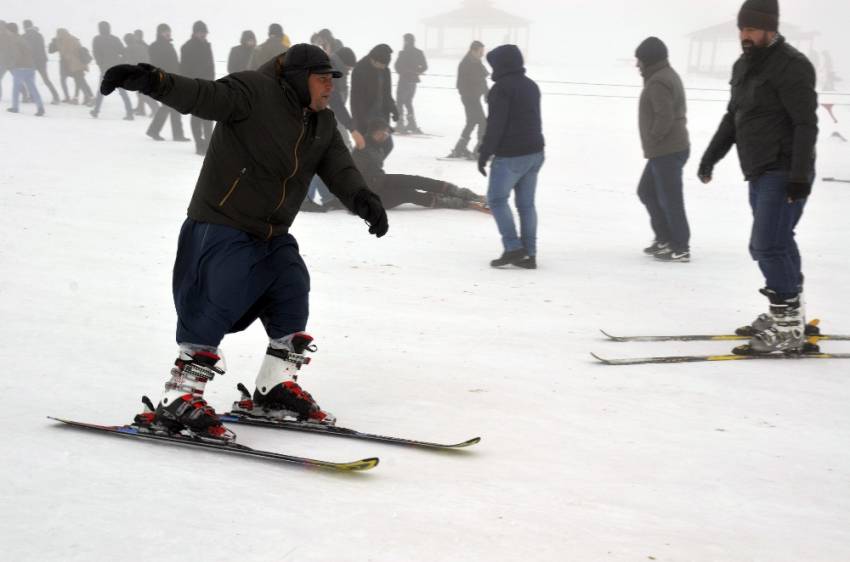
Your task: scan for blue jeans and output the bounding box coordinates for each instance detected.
[487,152,545,256]
[172,220,310,347]
[637,149,690,251]
[308,175,335,204]
[10,68,43,110]
[748,171,807,297]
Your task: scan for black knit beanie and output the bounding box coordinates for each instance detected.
[635,37,668,67]
[193,20,208,34]
[738,0,779,31]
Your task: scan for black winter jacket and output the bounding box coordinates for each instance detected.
[456,52,488,99]
[350,57,397,134]
[148,37,180,73]
[149,56,371,239]
[22,28,48,66]
[479,45,544,160]
[228,45,253,74]
[180,37,215,80]
[92,33,126,70]
[702,36,818,183]
[394,46,427,83]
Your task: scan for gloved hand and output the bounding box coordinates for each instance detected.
[100,63,160,96]
[697,160,713,184]
[786,180,811,202]
[353,189,389,238]
[477,154,489,177]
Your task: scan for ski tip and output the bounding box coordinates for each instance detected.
[449,436,481,448]
[599,329,621,341]
[341,457,380,471]
[590,352,612,365]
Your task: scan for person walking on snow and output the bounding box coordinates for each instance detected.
[146,23,189,141]
[698,0,818,355]
[394,33,427,134]
[180,20,215,155]
[5,22,45,116]
[98,44,389,440]
[478,45,544,269]
[635,37,691,262]
[449,41,489,159]
[90,21,134,119]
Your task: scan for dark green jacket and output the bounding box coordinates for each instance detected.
[639,60,689,158]
[702,36,818,183]
[150,56,369,239]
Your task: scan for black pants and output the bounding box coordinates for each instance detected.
[135,93,159,115]
[396,80,418,128]
[148,105,186,139]
[375,174,447,209]
[35,62,60,102]
[637,149,691,252]
[191,116,214,152]
[459,95,486,147]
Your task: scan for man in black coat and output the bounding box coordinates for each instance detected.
[124,32,158,116]
[478,45,544,269]
[99,43,389,440]
[146,23,188,141]
[450,41,489,159]
[90,21,133,119]
[350,43,397,149]
[181,20,215,155]
[22,20,59,104]
[394,33,427,134]
[228,30,256,74]
[248,23,288,71]
[698,0,818,355]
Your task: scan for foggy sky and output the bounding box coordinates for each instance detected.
[4,0,849,82]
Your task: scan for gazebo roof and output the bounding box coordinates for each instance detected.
[423,0,531,27]
[687,20,819,41]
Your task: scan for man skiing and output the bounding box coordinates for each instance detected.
[634,37,691,262]
[98,43,389,441]
[698,0,818,354]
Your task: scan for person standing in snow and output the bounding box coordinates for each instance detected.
[394,33,427,134]
[22,20,60,105]
[90,21,134,120]
[634,37,691,262]
[478,45,544,269]
[698,0,818,355]
[227,30,256,74]
[350,43,397,149]
[248,23,289,70]
[5,22,45,116]
[180,20,215,155]
[449,41,489,159]
[146,23,189,142]
[48,28,94,105]
[98,43,389,441]
[123,32,158,116]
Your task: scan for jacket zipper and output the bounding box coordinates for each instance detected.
[268,116,307,223]
[218,167,247,207]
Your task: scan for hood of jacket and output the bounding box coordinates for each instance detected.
[487,44,525,81]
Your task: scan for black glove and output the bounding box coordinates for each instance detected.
[353,189,389,238]
[787,180,811,202]
[477,154,489,177]
[100,63,160,96]
[697,160,713,183]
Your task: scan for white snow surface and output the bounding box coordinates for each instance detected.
[1,60,849,562]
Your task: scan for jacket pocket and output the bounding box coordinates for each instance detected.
[218,167,247,207]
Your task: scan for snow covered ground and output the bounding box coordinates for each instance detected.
[1,59,849,562]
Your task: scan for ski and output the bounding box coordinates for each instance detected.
[823,177,850,183]
[219,412,480,450]
[590,351,850,366]
[224,383,480,450]
[599,329,849,343]
[48,416,379,471]
[436,157,475,162]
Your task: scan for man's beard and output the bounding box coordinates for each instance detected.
[741,39,756,56]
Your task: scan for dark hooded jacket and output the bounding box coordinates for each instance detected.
[181,36,215,80]
[249,35,287,71]
[350,54,397,134]
[479,45,544,160]
[147,50,371,239]
[702,35,818,183]
[92,22,126,70]
[228,31,255,74]
[394,39,427,83]
[148,32,179,73]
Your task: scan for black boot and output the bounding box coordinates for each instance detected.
[490,249,528,268]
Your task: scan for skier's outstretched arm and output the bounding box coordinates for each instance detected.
[99,63,253,123]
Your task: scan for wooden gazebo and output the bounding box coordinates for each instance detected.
[687,21,819,78]
[421,0,530,58]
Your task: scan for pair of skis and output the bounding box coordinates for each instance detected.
[51,398,480,472]
[592,320,850,365]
